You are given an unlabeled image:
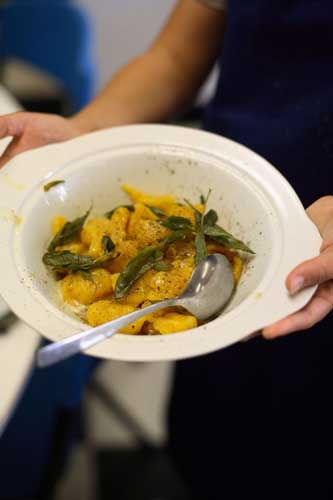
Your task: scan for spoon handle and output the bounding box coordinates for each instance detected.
[36,298,177,368]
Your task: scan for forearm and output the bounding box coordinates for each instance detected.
[0,2,224,166]
[71,46,204,134]
[71,0,225,135]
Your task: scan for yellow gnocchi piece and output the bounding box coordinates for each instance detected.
[110,273,120,290]
[122,185,174,210]
[145,259,194,301]
[165,240,195,260]
[232,255,243,284]
[81,217,113,245]
[135,219,170,247]
[50,185,246,336]
[165,204,197,225]
[86,301,143,334]
[153,313,198,334]
[127,203,157,239]
[108,207,130,243]
[118,286,146,307]
[81,208,130,258]
[52,215,67,235]
[108,240,139,273]
[61,269,114,305]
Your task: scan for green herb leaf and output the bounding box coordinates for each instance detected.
[200,189,211,206]
[105,205,134,219]
[115,229,188,299]
[204,225,255,254]
[153,261,172,272]
[115,246,164,299]
[194,211,202,228]
[193,191,211,264]
[43,250,117,272]
[195,230,208,265]
[102,235,115,254]
[203,209,218,228]
[162,230,188,246]
[160,216,194,231]
[146,206,166,217]
[184,199,202,229]
[43,180,65,192]
[48,209,91,251]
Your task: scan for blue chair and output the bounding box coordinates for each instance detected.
[0,4,98,498]
[0,0,97,113]
[0,353,99,498]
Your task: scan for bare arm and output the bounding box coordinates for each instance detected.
[0,0,224,166]
[72,0,225,133]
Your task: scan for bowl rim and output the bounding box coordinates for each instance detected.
[0,124,321,361]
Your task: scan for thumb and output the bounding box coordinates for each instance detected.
[0,112,45,168]
[286,245,333,294]
[0,112,30,140]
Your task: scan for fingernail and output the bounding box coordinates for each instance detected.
[290,276,304,295]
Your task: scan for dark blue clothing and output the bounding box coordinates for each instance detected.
[169,2,333,499]
[205,0,333,208]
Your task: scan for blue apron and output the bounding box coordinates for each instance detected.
[169,2,333,499]
[205,0,333,207]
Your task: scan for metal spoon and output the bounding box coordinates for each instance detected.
[37,254,234,368]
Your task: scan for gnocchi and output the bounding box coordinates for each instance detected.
[43,185,251,335]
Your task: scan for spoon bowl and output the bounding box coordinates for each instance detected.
[37,254,234,368]
[180,254,235,320]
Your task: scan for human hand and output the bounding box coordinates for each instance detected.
[0,112,81,168]
[263,196,333,339]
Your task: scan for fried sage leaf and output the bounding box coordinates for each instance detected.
[43,250,117,272]
[184,199,202,228]
[160,216,194,231]
[195,231,208,265]
[115,229,189,299]
[204,225,254,254]
[146,206,166,217]
[190,193,253,254]
[162,230,188,246]
[191,191,210,264]
[203,209,218,228]
[43,180,65,192]
[153,261,172,272]
[105,205,134,219]
[201,189,211,206]
[102,235,115,254]
[48,209,90,251]
[200,205,254,253]
[115,246,164,299]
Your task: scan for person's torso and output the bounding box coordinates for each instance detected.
[204,0,333,205]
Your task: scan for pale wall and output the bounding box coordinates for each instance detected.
[77,0,177,89]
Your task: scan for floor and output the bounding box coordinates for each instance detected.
[54,361,191,500]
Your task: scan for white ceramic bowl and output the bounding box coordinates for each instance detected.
[0,125,321,361]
